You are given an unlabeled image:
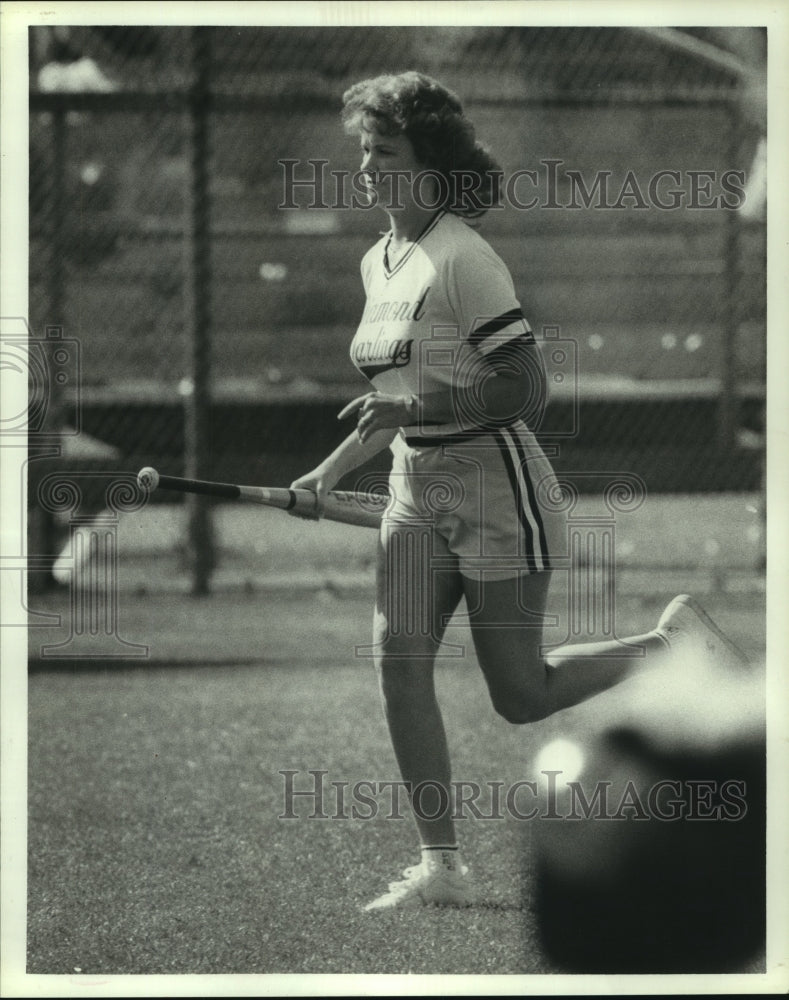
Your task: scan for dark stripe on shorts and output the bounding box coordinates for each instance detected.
[504,427,551,570]
[493,429,538,572]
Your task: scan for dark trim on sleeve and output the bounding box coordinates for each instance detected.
[468,309,527,348]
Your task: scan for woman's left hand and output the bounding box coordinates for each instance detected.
[338,391,412,443]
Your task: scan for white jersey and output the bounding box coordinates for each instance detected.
[349,209,538,440]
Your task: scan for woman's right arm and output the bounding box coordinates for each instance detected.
[289,425,397,513]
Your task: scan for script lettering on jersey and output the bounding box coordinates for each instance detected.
[352,286,430,379]
[359,285,430,326]
[351,335,414,380]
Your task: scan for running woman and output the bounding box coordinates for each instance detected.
[290,72,748,911]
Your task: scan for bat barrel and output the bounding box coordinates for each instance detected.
[156,474,242,499]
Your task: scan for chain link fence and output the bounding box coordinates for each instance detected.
[26,25,767,592]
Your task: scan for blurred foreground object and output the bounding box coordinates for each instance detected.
[529,654,766,973]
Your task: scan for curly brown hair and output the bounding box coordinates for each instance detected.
[341,71,502,218]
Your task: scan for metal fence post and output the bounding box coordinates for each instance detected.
[183,27,214,595]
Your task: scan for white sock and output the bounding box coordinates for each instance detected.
[421,844,461,874]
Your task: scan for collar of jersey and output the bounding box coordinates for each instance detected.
[383,209,447,279]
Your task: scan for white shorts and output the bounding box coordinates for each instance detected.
[384,423,565,582]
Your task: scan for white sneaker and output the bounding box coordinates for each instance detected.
[655,594,749,671]
[363,861,472,912]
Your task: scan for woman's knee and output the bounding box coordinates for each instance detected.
[474,641,552,724]
[490,688,550,725]
[375,647,436,709]
[484,660,552,724]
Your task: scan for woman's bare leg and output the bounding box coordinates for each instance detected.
[463,572,668,723]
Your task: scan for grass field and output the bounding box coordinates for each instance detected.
[15,492,773,985]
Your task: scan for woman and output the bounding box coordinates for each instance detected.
[291,71,747,911]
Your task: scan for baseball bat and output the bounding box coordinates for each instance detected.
[136,467,388,529]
